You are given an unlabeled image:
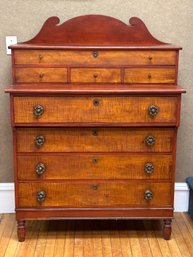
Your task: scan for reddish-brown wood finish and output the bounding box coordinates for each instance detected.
[13,15,168,46]
[5,15,185,241]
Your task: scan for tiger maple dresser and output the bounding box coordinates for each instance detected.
[5,15,185,241]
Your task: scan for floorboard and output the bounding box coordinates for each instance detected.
[1,213,193,257]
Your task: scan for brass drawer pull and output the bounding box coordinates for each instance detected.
[38,54,43,61]
[93,99,100,106]
[144,190,153,200]
[37,191,46,202]
[35,135,45,146]
[148,105,159,117]
[33,105,44,117]
[92,130,98,136]
[148,56,153,62]
[93,74,98,79]
[92,50,99,58]
[39,73,44,79]
[92,184,98,190]
[145,135,156,146]
[36,163,46,175]
[92,156,98,164]
[144,162,154,174]
[148,73,152,79]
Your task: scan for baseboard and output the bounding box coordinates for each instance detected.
[0,182,190,213]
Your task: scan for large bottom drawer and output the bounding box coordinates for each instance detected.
[17,182,172,208]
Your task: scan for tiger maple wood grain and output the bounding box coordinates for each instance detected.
[16,128,175,153]
[14,50,176,65]
[71,68,121,83]
[17,182,172,207]
[15,68,67,83]
[124,68,176,83]
[17,154,172,180]
[13,96,178,123]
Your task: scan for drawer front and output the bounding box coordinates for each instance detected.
[16,128,175,153]
[124,68,176,84]
[14,50,176,65]
[17,182,172,207]
[17,154,173,180]
[70,68,121,83]
[14,68,67,83]
[13,96,178,124]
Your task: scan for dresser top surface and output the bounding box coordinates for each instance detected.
[9,15,181,50]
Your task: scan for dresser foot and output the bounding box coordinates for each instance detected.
[163,219,172,240]
[17,220,26,242]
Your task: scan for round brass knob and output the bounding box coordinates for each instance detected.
[33,105,44,117]
[92,184,98,190]
[38,54,43,61]
[39,73,44,79]
[92,130,98,136]
[144,163,154,174]
[92,51,98,58]
[148,105,159,117]
[92,156,98,164]
[35,135,45,146]
[144,190,153,200]
[148,74,152,79]
[93,99,100,106]
[35,163,45,175]
[145,135,156,146]
[93,74,98,79]
[37,191,46,202]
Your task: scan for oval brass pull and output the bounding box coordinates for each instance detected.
[39,73,44,79]
[92,130,98,136]
[144,163,154,174]
[35,135,45,146]
[38,54,43,61]
[92,184,98,190]
[36,163,45,175]
[37,191,46,202]
[145,135,156,146]
[148,105,159,117]
[148,56,153,62]
[93,99,99,106]
[148,74,152,79]
[92,50,98,58]
[144,190,153,200]
[92,156,98,164]
[33,105,44,117]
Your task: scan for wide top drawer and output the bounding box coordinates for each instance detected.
[13,50,177,66]
[13,96,179,125]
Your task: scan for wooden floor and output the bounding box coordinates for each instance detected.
[0,213,193,257]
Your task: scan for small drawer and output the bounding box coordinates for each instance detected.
[14,68,67,83]
[13,50,176,66]
[13,96,178,124]
[17,154,172,180]
[70,68,121,83]
[124,68,176,84]
[16,128,175,153]
[17,182,172,208]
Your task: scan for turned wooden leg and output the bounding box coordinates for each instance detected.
[17,220,26,242]
[163,219,172,240]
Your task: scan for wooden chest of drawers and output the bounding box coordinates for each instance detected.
[5,15,185,241]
